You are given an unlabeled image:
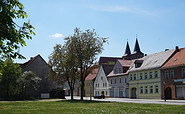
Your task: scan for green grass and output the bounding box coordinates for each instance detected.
[0,100,185,114]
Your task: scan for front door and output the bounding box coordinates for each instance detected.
[131,88,137,99]
[165,87,172,99]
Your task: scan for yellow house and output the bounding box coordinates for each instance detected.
[129,49,175,99]
[84,68,99,97]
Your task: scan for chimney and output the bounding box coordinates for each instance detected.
[175,46,179,52]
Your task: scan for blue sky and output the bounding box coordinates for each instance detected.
[15,0,185,63]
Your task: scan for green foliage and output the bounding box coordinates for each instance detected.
[103,61,115,65]
[0,0,35,59]
[0,59,22,98]
[65,28,107,100]
[16,71,41,98]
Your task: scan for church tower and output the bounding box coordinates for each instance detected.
[122,38,144,60]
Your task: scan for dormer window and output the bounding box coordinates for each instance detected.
[134,60,143,68]
[114,68,117,74]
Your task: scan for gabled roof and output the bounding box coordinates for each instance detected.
[102,64,114,76]
[124,41,131,56]
[117,59,132,67]
[19,54,48,67]
[129,49,175,72]
[98,56,121,65]
[162,47,185,69]
[133,38,142,54]
[85,67,99,81]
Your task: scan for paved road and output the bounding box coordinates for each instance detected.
[65,96,185,105]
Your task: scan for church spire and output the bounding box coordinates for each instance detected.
[124,41,131,56]
[133,38,141,53]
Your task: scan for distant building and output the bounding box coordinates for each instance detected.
[161,46,185,99]
[84,67,99,97]
[19,54,57,97]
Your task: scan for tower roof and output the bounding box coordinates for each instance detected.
[124,41,131,56]
[133,38,141,54]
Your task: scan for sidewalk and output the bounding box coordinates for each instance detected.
[65,96,185,105]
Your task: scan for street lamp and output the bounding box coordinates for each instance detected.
[163,81,166,102]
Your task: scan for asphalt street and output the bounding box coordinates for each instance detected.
[65,96,185,105]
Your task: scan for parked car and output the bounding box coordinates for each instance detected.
[94,95,105,99]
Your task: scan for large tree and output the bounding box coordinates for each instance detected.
[65,28,107,100]
[0,59,22,98]
[49,43,79,100]
[0,0,35,59]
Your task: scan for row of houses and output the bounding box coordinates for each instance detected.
[82,39,185,99]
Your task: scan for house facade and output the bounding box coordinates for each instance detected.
[129,49,175,99]
[19,54,57,97]
[161,47,185,99]
[107,59,131,98]
[84,68,99,97]
[94,64,114,97]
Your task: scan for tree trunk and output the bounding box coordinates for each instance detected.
[71,89,74,100]
[80,81,84,100]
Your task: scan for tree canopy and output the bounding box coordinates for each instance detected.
[0,0,35,59]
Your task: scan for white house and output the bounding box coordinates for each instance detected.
[94,64,114,97]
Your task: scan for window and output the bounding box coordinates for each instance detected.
[140,73,143,80]
[114,68,117,74]
[98,91,99,95]
[145,86,148,94]
[120,78,121,83]
[125,77,127,83]
[149,72,152,79]
[115,79,116,84]
[145,73,147,79]
[98,83,99,87]
[96,84,97,87]
[182,68,185,78]
[130,74,132,81]
[101,77,103,80]
[134,74,136,80]
[170,70,174,78]
[103,83,104,87]
[119,68,122,73]
[155,71,158,78]
[155,86,159,93]
[150,86,153,94]
[106,91,107,95]
[95,91,97,95]
[140,86,143,94]
[111,79,112,84]
[165,70,169,79]
[105,83,107,87]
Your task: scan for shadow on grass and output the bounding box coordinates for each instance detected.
[57,99,111,104]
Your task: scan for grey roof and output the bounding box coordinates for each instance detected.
[129,49,175,72]
[102,64,114,76]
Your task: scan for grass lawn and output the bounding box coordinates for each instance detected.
[0,100,185,114]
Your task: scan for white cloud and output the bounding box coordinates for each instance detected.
[88,5,156,16]
[51,33,63,38]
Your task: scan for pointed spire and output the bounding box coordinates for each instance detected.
[133,38,141,53]
[124,41,131,56]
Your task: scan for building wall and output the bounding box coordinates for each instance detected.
[21,56,57,97]
[108,75,129,98]
[85,80,94,97]
[129,69,161,99]
[94,66,109,96]
[161,66,185,99]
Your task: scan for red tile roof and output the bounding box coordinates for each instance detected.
[117,59,132,67]
[162,48,185,68]
[85,68,99,80]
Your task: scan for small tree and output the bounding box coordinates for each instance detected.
[49,44,79,100]
[65,28,107,100]
[0,59,22,98]
[0,0,35,59]
[16,71,41,98]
